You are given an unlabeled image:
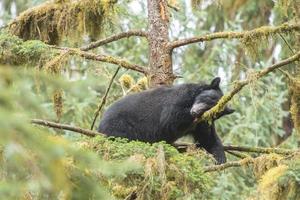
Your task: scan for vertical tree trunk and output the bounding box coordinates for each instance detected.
[147,0,175,87]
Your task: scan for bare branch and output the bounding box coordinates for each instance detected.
[169,23,300,49]
[80,30,148,51]
[31,119,102,137]
[197,51,300,123]
[90,66,121,130]
[52,46,148,74]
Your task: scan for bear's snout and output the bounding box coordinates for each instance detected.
[190,103,208,117]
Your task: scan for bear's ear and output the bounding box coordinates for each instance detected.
[210,77,221,89]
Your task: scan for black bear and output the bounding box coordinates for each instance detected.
[98,77,234,164]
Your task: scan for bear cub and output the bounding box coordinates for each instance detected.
[98,77,234,164]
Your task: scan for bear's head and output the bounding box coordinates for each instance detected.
[190,77,235,119]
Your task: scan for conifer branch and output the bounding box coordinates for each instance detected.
[52,46,148,74]
[197,50,300,123]
[169,23,300,49]
[224,145,295,155]
[31,119,102,137]
[204,157,254,172]
[80,30,148,51]
[173,142,296,155]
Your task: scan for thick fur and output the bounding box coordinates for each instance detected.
[98,78,233,164]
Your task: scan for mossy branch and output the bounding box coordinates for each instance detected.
[80,30,148,51]
[173,142,296,155]
[204,157,254,172]
[169,22,300,49]
[224,145,295,155]
[52,46,148,74]
[196,50,300,123]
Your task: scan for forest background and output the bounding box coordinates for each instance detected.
[0,0,300,199]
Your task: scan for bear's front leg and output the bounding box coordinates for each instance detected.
[206,139,226,164]
[193,123,226,164]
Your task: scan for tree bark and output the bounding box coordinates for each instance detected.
[147,0,174,87]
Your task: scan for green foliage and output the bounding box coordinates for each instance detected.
[80,136,214,199]
[0,68,139,200]
[1,0,300,199]
[0,31,52,65]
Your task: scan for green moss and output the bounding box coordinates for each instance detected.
[78,136,215,200]
[256,156,300,200]
[8,0,117,45]
[289,78,300,135]
[241,23,296,60]
[0,31,54,65]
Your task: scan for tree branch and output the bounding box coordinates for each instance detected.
[224,145,295,155]
[169,23,300,49]
[80,30,148,51]
[204,157,254,173]
[52,46,148,74]
[31,119,102,137]
[197,51,300,122]
[90,66,121,130]
[173,142,296,155]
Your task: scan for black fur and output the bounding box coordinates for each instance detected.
[98,77,234,164]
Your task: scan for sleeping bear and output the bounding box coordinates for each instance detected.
[98,77,234,164]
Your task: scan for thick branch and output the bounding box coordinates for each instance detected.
[80,30,148,51]
[197,51,300,122]
[52,46,148,74]
[31,119,102,137]
[169,23,300,49]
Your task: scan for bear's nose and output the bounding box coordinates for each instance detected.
[190,110,197,117]
[190,103,207,117]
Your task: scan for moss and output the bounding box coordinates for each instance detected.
[289,78,300,135]
[53,89,64,121]
[119,74,135,89]
[241,24,295,60]
[253,154,283,179]
[0,31,53,65]
[255,156,300,200]
[119,74,149,95]
[78,136,214,200]
[275,0,291,17]
[9,0,117,45]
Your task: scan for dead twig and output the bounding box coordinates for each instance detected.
[90,66,121,130]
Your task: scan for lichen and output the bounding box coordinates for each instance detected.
[53,89,64,121]
[289,77,300,135]
[255,156,300,200]
[241,23,295,60]
[119,74,149,95]
[9,0,117,45]
[253,154,283,179]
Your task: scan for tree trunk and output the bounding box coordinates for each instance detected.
[147,0,175,87]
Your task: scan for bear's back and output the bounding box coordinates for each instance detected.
[98,83,202,142]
